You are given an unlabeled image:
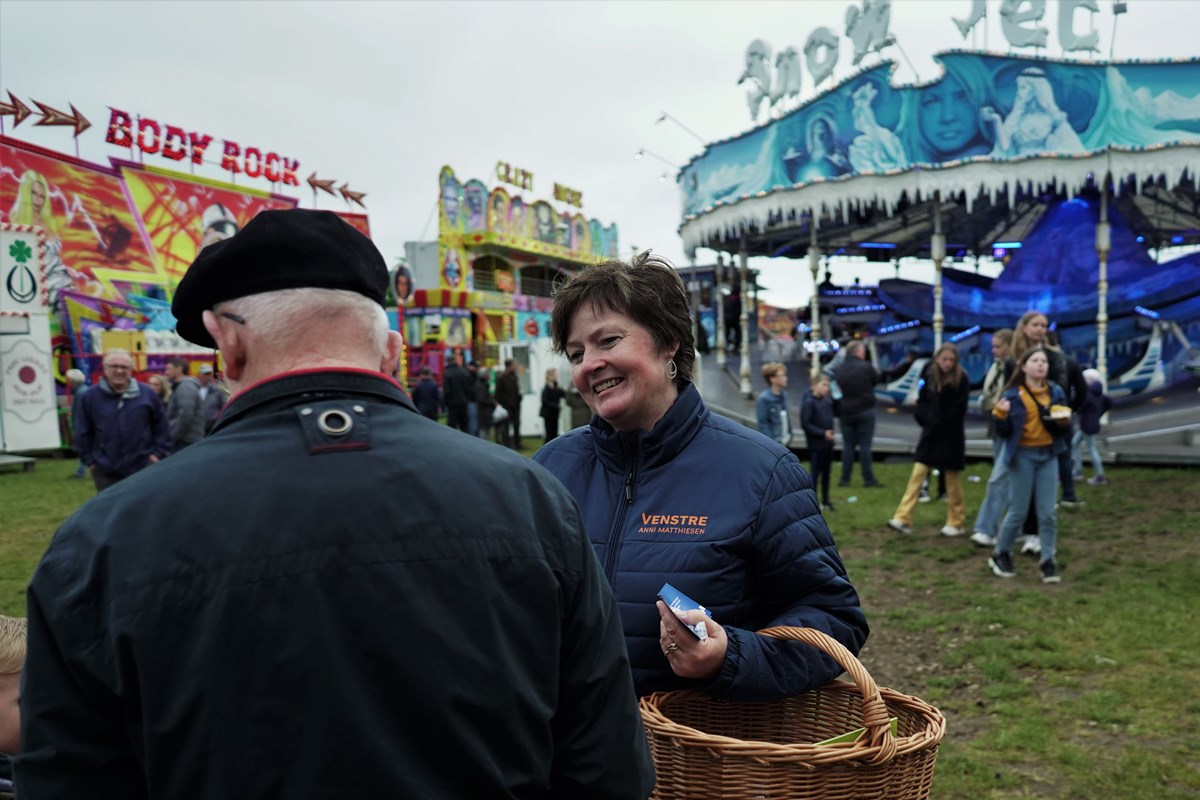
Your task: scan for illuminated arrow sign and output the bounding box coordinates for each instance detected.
[0,91,33,127]
[307,172,338,196]
[338,184,367,208]
[31,99,91,137]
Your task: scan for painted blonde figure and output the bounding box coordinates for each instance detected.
[8,169,72,307]
[982,67,1084,157]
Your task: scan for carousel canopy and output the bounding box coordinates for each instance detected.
[678,51,1200,259]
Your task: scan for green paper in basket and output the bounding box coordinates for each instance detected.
[815,716,898,745]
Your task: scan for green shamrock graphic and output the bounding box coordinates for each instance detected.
[8,240,33,263]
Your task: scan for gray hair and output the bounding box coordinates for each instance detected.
[66,368,86,386]
[103,348,133,365]
[216,288,389,356]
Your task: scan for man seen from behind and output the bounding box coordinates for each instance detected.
[15,209,653,800]
[832,339,884,488]
[441,351,474,433]
[494,358,522,449]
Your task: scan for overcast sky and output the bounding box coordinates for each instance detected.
[3,0,1197,306]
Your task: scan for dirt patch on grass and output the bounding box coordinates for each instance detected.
[850,583,995,744]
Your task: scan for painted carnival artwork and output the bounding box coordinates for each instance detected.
[0,135,369,378]
[680,53,1200,219]
[435,165,620,294]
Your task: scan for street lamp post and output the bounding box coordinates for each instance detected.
[655,111,708,146]
[634,148,679,186]
[634,148,678,169]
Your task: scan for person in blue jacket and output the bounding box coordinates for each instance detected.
[75,349,171,492]
[755,361,791,443]
[410,366,441,420]
[1073,368,1112,485]
[800,372,837,511]
[989,348,1072,583]
[533,252,868,701]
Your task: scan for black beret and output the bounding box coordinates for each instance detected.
[172,209,388,348]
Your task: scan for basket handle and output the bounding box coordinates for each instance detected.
[756,626,898,763]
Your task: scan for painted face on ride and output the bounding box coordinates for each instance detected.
[394,270,412,301]
[566,304,678,433]
[30,178,46,212]
[1023,314,1048,343]
[920,75,974,156]
[935,349,958,374]
[1022,350,1049,382]
[812,119,832,153]
[441,182,459,222]
[1016,76,1034,103]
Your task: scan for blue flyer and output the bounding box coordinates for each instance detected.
[658,582,712,639]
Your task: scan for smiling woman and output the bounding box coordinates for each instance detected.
[532,252,868,703]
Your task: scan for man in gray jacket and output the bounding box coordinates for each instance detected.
[65,369,91,478]
[197,363,226,434]
[165,356,204,452]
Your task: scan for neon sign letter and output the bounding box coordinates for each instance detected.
[1059,0,1100,52]
[105,107,133,147]
[221,141,242,174]
[999,0,1050,48]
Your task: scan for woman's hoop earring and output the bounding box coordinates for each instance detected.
[666,359,678,380]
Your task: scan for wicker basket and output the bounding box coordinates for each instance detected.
[639,627,946,800]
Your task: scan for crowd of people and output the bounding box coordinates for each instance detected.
[748,306,1113,585]
[408,355,548,449]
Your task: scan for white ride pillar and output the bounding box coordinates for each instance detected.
[715,253,727,367]
[808,226,822,380]
[931,192,946,352]
[1096,185,1111,389]
[739,243,752,398]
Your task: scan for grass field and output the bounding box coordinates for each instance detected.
[2,452,1198,798]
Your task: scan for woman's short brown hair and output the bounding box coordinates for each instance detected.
[549,251,694,389]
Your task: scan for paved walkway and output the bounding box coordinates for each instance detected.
[695,346,1200,467]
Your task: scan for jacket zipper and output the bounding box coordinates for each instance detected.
[603,437,639,581]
